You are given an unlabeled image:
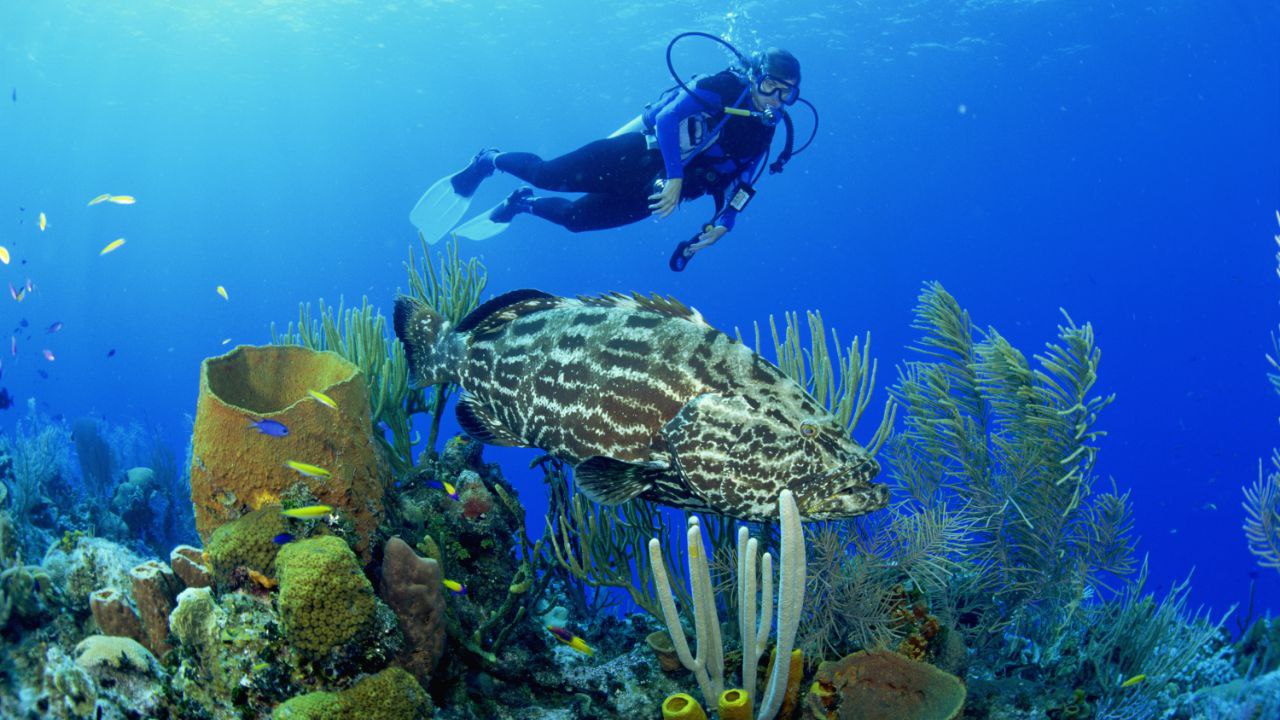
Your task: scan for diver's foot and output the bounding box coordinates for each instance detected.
[490,187,535,224]
[451,148,501,197]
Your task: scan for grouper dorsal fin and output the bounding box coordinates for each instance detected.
[577,292,710,329]
[573,456,666,505]
[456,288,560,338]
[455,393,524,447]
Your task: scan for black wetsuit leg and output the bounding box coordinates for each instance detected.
[495,133,662,194]
[528,193,652,233]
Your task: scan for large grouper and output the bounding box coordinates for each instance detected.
[394,289,888,521]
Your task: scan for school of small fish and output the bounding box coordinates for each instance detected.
[0,190,227,406]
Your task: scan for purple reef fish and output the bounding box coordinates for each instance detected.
[249,419,289,437]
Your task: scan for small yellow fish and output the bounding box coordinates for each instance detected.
[107,195,136,205]
[285,460,331,479]
[0,246,8,265]
[216,285,228,301]
[427,480,458,500]
[443,579,467,595]
[1120,674,1146,688]
[547,626,595,656]
[87,193,111,206]
[38,212,46,231]
[280,504,333,519]
[100,238,126,255]
[307,389,338,409]
[247,569,278,590]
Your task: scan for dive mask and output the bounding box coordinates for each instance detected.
[757,74,799,106]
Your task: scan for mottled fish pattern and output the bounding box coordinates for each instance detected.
[394,289,887,520]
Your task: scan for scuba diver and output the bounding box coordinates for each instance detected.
[410,35,816,271]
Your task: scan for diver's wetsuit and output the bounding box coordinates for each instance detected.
[493,70,776,233]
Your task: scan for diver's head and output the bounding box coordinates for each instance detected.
[750,48,800,111]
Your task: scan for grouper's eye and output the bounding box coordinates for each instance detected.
[800,420,817,438]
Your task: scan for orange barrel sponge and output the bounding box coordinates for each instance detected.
[189,345,389,561]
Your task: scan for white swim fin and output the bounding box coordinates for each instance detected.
[409,150,498,244]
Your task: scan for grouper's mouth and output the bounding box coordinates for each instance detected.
[801,456,889,519]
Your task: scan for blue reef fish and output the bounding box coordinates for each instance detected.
[272,533,295,545]
[427,479,458,500]
[0,388,11,410]
[106,348,116,357]
[249,418,289,437]
[46,321,63,334]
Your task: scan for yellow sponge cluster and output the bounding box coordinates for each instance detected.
[272,667,432,720]
[276,536,375,656]
[205,506,289,583]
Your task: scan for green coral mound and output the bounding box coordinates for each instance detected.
[276,535,375,656]
[206,506,288,582]
[272,667,431,719]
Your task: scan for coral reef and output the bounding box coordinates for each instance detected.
[0,409,73,560]
[189,344,390,560]
[111,466,181,551]
[41,536,145,612]
[5,230,1279,719]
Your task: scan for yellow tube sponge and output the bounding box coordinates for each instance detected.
[718,688,751,720]
[662,693,708,720]
[780,648,804,719]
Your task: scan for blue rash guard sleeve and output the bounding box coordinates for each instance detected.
[715,153,764,231]
[653,87,725,181]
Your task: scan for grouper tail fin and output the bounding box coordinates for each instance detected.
[393,295,460,387]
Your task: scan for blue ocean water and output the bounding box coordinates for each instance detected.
[0,0,1276,628]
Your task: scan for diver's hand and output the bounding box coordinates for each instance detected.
[690,225,728,252]
[648,177,683,219]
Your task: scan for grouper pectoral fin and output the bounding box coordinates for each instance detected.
[455,394,524,447]
[573,456,667,505]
